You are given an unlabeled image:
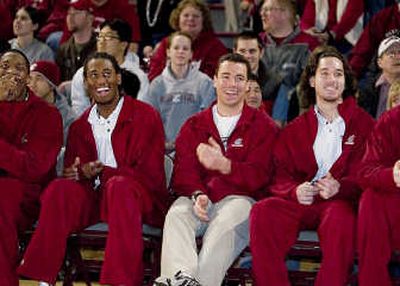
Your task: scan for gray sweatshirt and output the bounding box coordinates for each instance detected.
[139,61,215,143]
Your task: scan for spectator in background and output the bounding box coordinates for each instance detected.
[71,19,149,117]
[38,0,141,54]
[18,52,168,286]
[56,0,96,82]
[29,60,76,176]
[64,0,141,51]
[259,0,319,126]
[233,31,280,114]
[0,49,62,286]
[300,0,364,53]
[9,6,54,63]
[250,45,374,286]
[245,73,264,110]
[137,0,180,53]
[358,36,400,119]
[140,31,215,153]
[148,0,227,82]
[154,53,278,286]
[388,80,400,109]
[36,0,70,51]
[29,61,76,145]
[349,3,400,79]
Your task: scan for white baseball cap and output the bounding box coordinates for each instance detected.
[378,36,400,57]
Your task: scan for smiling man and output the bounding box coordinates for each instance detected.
[359,36,400,119]
[154,53,278,286]
[18,52,169,286]
[0,49,62,286]
[250,46,374,286]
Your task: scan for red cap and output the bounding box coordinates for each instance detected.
[69,0,93,12]
[30,61,61,87]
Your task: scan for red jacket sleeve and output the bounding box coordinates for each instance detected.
[300,0,316,31]
[269,130,303,201]
[0,103,63,184]
[331,0,364,41]
[172,121,209,197]
[359,111,400,192]
[148,38,168,82]
[114,1,141,42]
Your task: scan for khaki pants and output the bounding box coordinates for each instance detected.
[160,195,254,286]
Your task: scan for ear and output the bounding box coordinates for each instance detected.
[377,57,383,69]
[166,48,171,59]
[309,76,315,88]
[117,73,122,85]
[33,23,39,31]
[213,75,218,88]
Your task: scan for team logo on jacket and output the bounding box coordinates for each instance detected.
[231,138,243,148]
[344,134,355,145]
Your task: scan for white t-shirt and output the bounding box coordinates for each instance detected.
[212,105,241,150]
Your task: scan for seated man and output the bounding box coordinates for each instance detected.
[358,79,400,285]
[0,49,62,286]
[18,52,169,286]
[250,46,374,286]
[71,19,149,117]
[155,53,279,286]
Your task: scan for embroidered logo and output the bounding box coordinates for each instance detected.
[344,134,355,145]
[231,138,244,148]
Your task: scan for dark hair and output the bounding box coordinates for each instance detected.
[83,52,121,79]
[167,31,194,50]
[233,31,263,50]
[100,18,132,43]
[169,0,213,32]
[248,73,262,87]
[1,49,30,72]
[215,53,252,79]
[121,68,140,98]
[298,45,357,108]
[19,6,42,25]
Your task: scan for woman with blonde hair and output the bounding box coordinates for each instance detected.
[148,0,227,81]
[387,80,400,110]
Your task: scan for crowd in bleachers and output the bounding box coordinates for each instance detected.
[1,0,400,285]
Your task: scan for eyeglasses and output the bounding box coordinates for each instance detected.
[260,6,286,14]
[96,34,120,41]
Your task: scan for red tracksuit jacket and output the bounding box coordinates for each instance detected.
[359,105,400,192]
[270,97,374,202]
[64,96,169,225]
[0,90,63,186]
[172,103,279,202]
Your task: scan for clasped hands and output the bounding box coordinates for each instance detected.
[296,173,340,205]
[63,157,104,181]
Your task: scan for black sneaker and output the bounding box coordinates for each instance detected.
[153,277,172,286]
[173,270,202,286]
